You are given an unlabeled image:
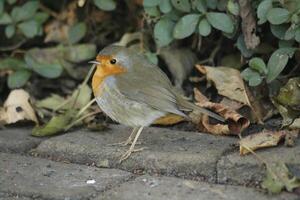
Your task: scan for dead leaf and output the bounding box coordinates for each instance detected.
[153,113,185,125]
[238,0,260,49]
[159,47,197,88]
[196,65,251,106]
[196,64,264,123]
[289,118,300,129]
[193,88,249,135]
[0,89,38,125]
[262,162,300,193]
[239,130,298,155]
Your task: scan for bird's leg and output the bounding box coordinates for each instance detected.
[110,127,139,146]
[119,126,145,163]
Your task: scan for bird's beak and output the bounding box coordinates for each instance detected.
[88,60,101,65]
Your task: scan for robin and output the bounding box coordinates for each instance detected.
[90,45,224,163]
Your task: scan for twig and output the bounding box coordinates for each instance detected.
[75,98,96,118]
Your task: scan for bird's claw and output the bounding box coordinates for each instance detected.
[119,147,146,163]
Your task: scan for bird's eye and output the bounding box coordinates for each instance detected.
[110,59,117,64]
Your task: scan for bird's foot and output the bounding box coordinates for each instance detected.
[109,139,141,147]
[119,147,147,163]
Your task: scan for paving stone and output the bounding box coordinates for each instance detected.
[217,139,300,186]
[34,125,237,182]
[0,192,32,200]
[0,153,132,200]
[0,127,43,153]
[98,175,297,200]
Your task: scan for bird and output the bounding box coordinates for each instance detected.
[90,45,224,163]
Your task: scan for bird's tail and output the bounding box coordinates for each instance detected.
[176,96,225,122]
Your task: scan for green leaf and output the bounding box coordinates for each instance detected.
[144,51,158,65]
[241,68,259,81]
[144,0,160,7]
[236,35,253,58]
[278,40,294,48]
[227,0,239,16]
[206,0,217,9]
[0,0,4,15]
[32,110,77,137]
[18,20,39,38]
[249,57,267,74]
[33,63,63,78]
[198,18,211,36]
[5,24,15,38]
[295,28,300,42]
[267,8,290,25]
[68,22,87,44]
[11,1,39,22]
[173,14,200,39]
[248,74,263,86]
[257,0,272,24]
[193,0,206,13]
[93,0,116,11]
[144,6,160,17]
[262,162,300,194]
[171,0,191,12]
[159,0,172,13]
[34,12,49,24]
[0,12,12,25]
[266,48,296,83]
[284,25,297,40]
[0,58,26,70]
[64,44,97,62]
[7,69,31,89]
[270,24,289,40]
[154,17,175,47]
[206,12,234,33]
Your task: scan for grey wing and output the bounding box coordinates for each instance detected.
[115,74,186,118]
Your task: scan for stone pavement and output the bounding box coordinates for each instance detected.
[0,124,299,200]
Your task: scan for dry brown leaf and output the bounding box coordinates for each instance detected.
[239,130,298,155]
[238,0,260,49]
[193,88,249,135]
[153,113,185,125]
[0,89,38,125]
[196,65,251,106]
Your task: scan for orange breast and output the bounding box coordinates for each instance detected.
[92,55,127,96]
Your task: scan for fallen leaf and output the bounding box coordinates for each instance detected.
[239,130,298,155]
[196,64,264,123]
[32,110,76,137]
[262,162,300,193]
[238,0,260,49]
[0,89,38,125]
[193,88,249,135]
[153,113,185,125]
[289,118,300,129]
[196,65,251,106]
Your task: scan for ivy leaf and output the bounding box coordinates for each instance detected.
[159,0,172,13]
[171,0,191,12]
[266,48,296,83]
[0,12,12,25]
[249,57,267,74]
[198,18,211,36]
[267,8,290,25]
[257,0,272,24]
[17,20,39,38]
[7,69,31,89]
[241,68,262,87]
[68,22,87,44]
[143,0,160,7]
[154,17,175,47]
[11,1,39,22]
[5,24,15,38]
[173,14,200,39]
[93,0,116,11]
[206,12,234,33]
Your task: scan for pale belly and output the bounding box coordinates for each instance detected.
[95,77,166,127]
